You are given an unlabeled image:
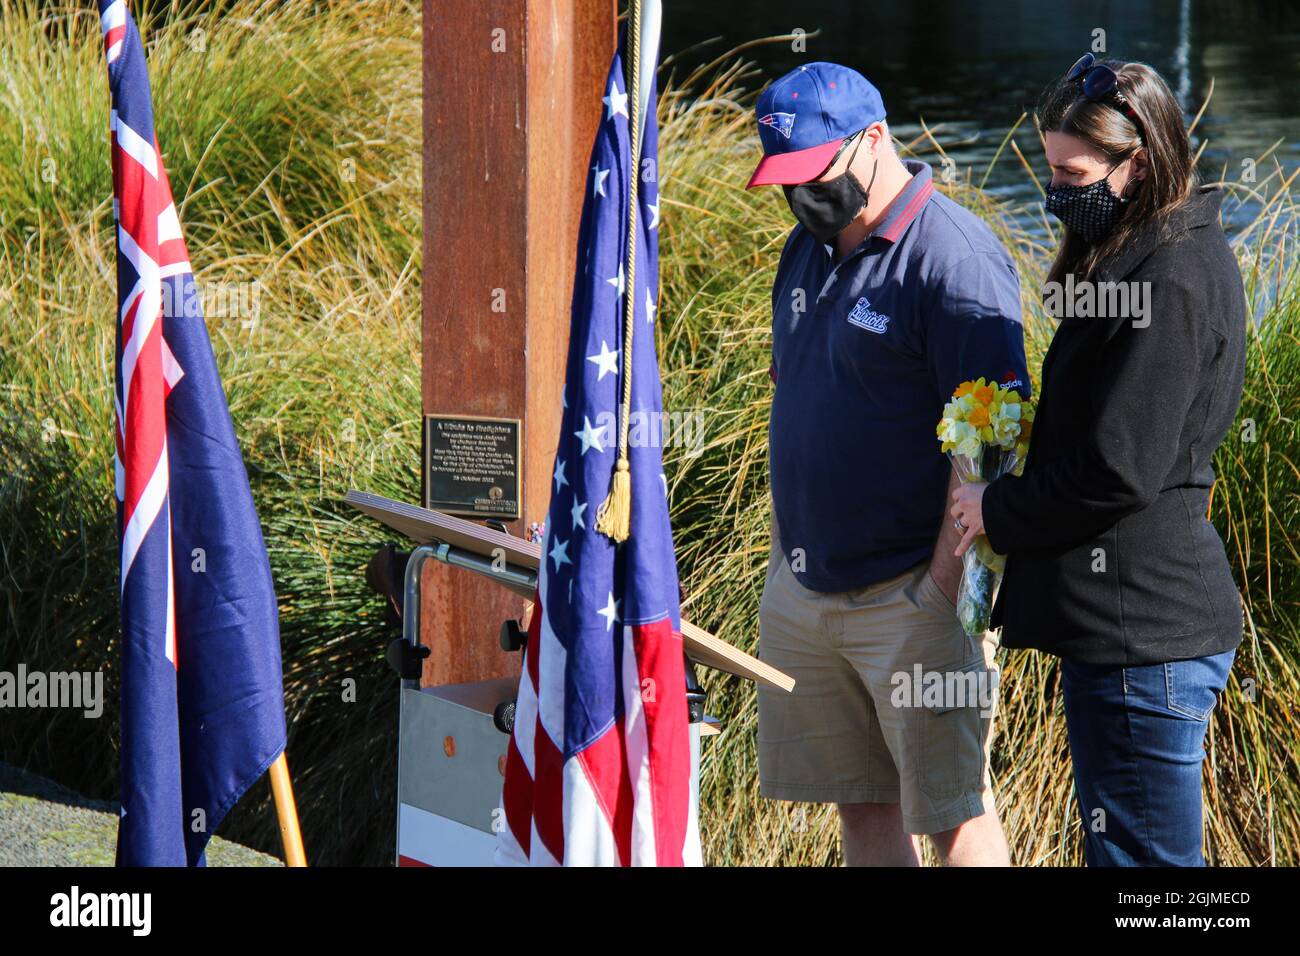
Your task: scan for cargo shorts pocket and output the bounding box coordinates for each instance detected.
[919,566,957,613]
[912,657,993,799]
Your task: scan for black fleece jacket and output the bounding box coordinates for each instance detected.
[983,186,1246,665]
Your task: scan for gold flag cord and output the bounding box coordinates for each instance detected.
[595,0,644,544]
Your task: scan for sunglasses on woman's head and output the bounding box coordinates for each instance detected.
[1065,53,1147,143]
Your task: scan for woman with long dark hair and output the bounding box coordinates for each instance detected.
[949,55,1246,866]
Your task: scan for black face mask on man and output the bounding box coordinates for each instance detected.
[782,132,876,244]
[1044,159,1133,243]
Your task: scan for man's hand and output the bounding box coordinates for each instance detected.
[950,481,987,556]
[928,467,963,606]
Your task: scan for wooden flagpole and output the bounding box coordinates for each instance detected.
[268,751,307,866]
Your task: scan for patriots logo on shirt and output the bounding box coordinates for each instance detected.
[847,296,890,334]
[758,111,796,139]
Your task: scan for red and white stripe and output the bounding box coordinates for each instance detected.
[100,0,128,66]
[108,71,189,668]
[496,570,700,866]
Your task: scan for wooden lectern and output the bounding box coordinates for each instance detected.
[420,0,618,689]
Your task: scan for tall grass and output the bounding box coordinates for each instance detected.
[1,2,1296,865]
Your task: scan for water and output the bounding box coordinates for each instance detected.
[661,0,1300,231]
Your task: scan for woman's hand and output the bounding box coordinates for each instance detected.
[950,482,987,557]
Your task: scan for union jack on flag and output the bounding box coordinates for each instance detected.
[101,0,287,866]
[495,5,702,867]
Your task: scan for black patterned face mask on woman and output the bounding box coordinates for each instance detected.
[1044,161,1131,243]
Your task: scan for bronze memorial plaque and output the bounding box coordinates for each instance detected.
[422,414,522,520]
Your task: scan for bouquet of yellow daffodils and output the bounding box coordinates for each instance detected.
[936,378,1034,635]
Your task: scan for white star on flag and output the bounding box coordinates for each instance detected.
[571,498,587,530]
[553,458,568,492]
[645,288,657,324]
[646,200,660,230]
[603,79,629,121]
[574,415,607,455]
[586,340,620,381]
[606,263,624,297]
[592,163,610,198]
[597,592,620,631]
[549,536,572,571]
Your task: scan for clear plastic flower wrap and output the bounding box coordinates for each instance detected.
[936,379,1034,636]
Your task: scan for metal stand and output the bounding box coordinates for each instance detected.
[389,541,707,866]
[393,542,706,724]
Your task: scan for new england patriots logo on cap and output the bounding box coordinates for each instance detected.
[758,111,796,139]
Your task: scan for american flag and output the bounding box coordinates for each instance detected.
[101,0,287,866]
[495,9,702,867]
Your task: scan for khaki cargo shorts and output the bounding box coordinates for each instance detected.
[757,549,1000,835]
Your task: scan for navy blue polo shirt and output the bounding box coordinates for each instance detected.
[769,160,1031,593]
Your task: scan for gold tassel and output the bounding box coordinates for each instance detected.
[595,457,632,543]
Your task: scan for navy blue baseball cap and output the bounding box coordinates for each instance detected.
[747,62,887,188]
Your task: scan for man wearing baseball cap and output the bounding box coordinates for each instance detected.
[751,63,1029,866]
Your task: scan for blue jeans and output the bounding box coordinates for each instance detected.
[1061,649,1235,866]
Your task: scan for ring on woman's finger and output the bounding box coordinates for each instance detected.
[954,520,967,533]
